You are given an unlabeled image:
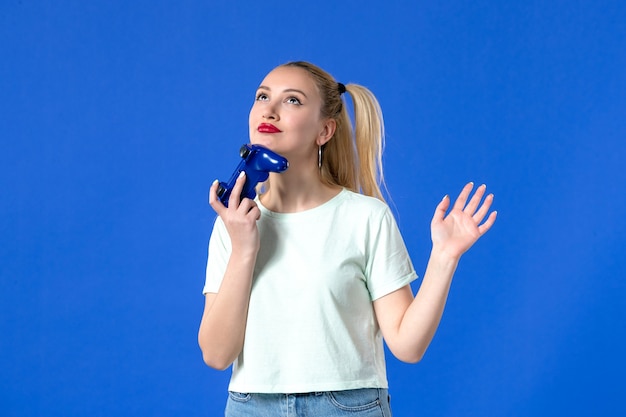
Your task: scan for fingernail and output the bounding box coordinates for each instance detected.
[212,179,218,186]
[238,171,245,178]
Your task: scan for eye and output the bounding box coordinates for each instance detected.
[255,92,269,101]
[285,96,302,105]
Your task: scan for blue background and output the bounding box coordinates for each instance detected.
[1,1,625,416]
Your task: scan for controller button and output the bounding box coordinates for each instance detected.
[239,145,251,159]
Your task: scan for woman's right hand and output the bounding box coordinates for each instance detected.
[208,172,261,256]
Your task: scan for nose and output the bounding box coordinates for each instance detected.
[262,102,279,120]
[262,111,278,120]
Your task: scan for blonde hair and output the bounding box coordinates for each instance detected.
[280,61,387,202]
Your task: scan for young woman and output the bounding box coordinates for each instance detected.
[199,61,497,416]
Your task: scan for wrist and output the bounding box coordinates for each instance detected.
[230,246,259,265]
[430,245,461,268]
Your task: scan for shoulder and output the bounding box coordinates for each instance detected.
[210,214,226,232]
[208,215,230,245]
[337,189,391,218]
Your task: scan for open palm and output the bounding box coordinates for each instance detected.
[431,183,497,259]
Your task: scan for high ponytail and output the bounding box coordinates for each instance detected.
[281,61,387,202]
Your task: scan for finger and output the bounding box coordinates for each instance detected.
[208,179,226,215]
[464,184,487,215]
[248,204,261,221]
[473,193,494,224]
[477,211,498,235]
[228,171,246,208]
[432,194,450,225]
[237,197,257,215]
[453,182,474,211]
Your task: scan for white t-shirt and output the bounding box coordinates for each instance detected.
[204,189,417,393]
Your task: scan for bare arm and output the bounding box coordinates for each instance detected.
[374,183,497,363]
[198,173,260,370]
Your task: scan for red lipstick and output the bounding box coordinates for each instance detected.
[258,123,282,133]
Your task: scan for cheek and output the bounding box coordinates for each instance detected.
[248,106,261,128]
[248,105,258,124]
[288,113,321,134]
[248,109,258,139]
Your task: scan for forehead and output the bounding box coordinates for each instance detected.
[259,66,319,95]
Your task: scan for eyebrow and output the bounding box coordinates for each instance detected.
[257,85,308,98]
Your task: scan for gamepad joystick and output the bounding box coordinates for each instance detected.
[213,144,289,207]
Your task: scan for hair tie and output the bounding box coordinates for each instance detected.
[337,82,346,95]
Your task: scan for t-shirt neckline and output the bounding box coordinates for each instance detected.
[256,188,348,219]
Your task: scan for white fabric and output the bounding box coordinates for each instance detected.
[204,189,417,393]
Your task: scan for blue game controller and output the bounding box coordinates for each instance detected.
[214,144,289,207]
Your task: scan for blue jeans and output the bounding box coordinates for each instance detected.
[225,388,392,417]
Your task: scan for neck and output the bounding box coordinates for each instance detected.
[260,166,341,213]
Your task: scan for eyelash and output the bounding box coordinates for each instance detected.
[285,96,302,105]
[254,93,302,106]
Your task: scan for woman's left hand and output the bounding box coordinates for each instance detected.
[430,182,497,259]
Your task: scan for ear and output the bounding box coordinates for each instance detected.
[316,118,336,146]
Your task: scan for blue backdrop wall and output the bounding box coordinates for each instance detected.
[1,1,625,416]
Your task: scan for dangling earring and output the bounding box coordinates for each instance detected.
[318,145,322,169]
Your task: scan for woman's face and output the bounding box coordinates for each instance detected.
[249,66,331,162]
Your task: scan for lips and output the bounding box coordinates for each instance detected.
[258,123,282,133]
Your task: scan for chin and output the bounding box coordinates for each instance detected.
[250,137,275,150]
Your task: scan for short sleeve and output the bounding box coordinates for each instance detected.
[203,216,232,294]
[364,207,417,301]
